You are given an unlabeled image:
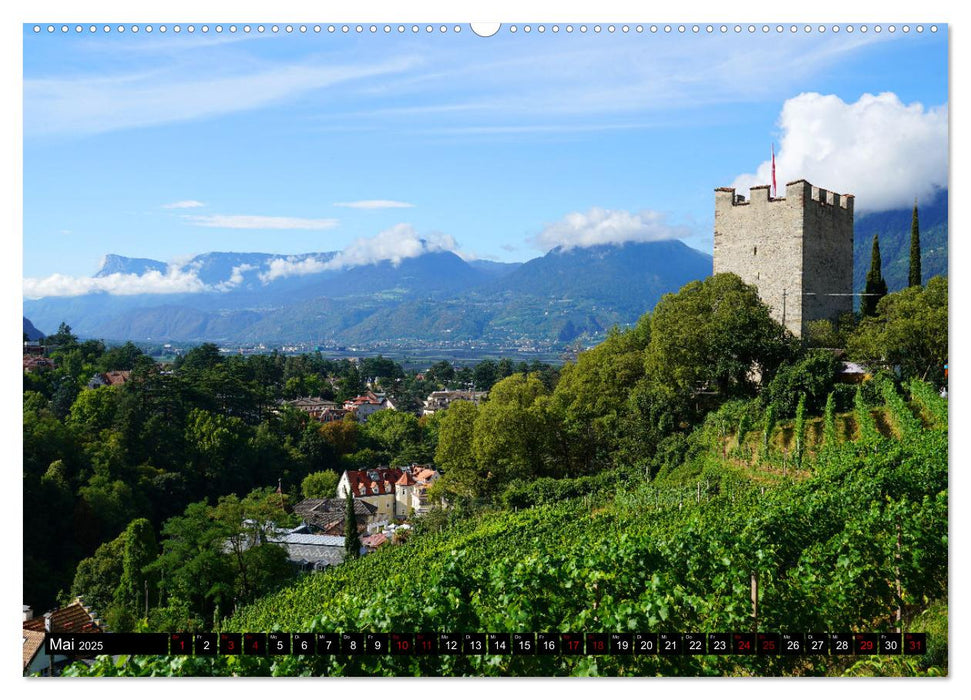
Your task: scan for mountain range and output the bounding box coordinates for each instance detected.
[23,188,947,349]
[23,241,711,348]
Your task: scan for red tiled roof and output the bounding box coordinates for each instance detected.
[361,533,388,548]
[103,370,131,386]
[23,356,55,371]
[23,601,102,634]
[344,468,403,497]
[395,472,416,487]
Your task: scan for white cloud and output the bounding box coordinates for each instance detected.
[259,256,332,283]
[214,263,258,291]
[23,266,207,299]
[259,224,460,282]
[732,92,948,213]
[533,207,691,252]
[333,200,415,209]
[184,214,339,230]
[162,200,206,209]
[326,224,458,269]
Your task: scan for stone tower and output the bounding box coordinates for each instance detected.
[713,179,854,338]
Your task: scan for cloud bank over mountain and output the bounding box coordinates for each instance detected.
[533,207,692,252]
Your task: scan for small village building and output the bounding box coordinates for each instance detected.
[293,497,378,535]
[23,355,55,373]
[394,466,441,517]
[343,391,395,422]
[265,530,353,571]
[421,390,487,416]
[838,361,871,384]
[86,370,131,389]
[336,467,403,519]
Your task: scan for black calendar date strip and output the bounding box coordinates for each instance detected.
[45,633,169,656]
[46,632,927,656]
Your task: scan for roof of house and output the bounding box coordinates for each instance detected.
[270,532,345,547]
[361,533,388,548]
[23,355,55,370]
[395,472,417,487]
[343,468,403,497]
[287,397,338,409]
[294,497,377,532]
[23,600,102,634]
[414,468,438,482]
[23,629,46,671]
[103,370,131,386]
[284,545,346,568]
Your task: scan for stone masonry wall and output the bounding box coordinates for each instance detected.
[801,185,855,333]
[713,179,853,337]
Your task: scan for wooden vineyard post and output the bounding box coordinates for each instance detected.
[751,572,759,631]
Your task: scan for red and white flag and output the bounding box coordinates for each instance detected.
[771,144,777,198]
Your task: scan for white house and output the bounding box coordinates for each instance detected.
[394,466,441,518]
[344,391,395,422]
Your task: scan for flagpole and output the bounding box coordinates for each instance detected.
[771,143,777,198]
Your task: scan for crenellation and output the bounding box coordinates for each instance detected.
[749,186,770,204]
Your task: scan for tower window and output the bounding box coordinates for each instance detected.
[753,246,758,256]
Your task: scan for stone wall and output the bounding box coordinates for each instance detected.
[713,179,853,337]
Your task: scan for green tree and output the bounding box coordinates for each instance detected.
[149,490,294,624]
[910,199,922,287]
[148,501,234,623]
[644,273,795,405]
[848,276,948,385]
[472,360,498,391]
[70,532,126,616]
[114,518,159,623]
[302,470,340,499]
[50,376,79,420]
[46,322,78,349]
[99,341,144,372]
[762,350,839,418]
[67,386,121,434]
[427,360,456,387]
[319,419,360,456]
[433,400,481,500]
[861,235,888,317]
[184,408,251,494]
[344,492,361,560]
[551,317,651,469]
[472,373,558,489]
[362,410,424,464]
[177,343,223,372]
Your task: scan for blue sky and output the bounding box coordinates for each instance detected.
[22,22,948,293]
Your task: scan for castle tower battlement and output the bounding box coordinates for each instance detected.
[713,179,854,338]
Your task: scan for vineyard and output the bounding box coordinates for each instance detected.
[65,380,947,677]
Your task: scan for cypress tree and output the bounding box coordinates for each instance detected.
[343,491,361,560]
[909,198,922,287]
[861,235,888,317]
